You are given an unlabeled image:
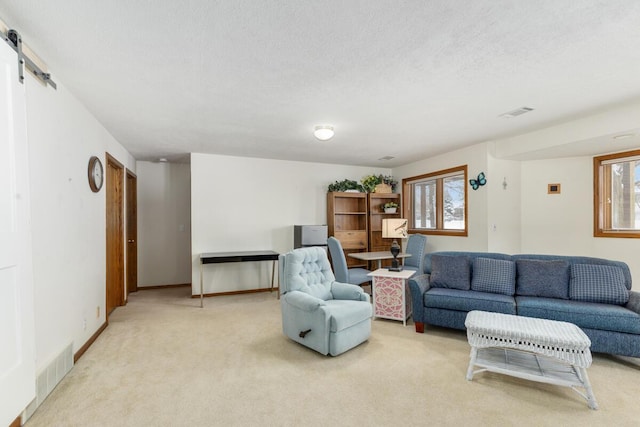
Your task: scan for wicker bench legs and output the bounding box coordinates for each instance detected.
[466,345,598,410]
[464,311,598,410]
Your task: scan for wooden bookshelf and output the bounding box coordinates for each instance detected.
[327,192,368,268]
[367,193,401,269]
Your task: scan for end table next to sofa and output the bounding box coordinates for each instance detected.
[368,268,415,326]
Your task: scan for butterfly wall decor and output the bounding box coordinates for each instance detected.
[469,172,486,190]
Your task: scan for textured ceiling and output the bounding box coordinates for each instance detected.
[1,1,640,166]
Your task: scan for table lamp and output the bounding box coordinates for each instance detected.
[382,218,408,271]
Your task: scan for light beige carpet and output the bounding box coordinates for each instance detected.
[26,287,640,426]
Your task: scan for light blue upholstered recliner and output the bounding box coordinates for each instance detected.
[279,247,372,356]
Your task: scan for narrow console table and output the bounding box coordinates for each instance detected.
[199,250,279,307]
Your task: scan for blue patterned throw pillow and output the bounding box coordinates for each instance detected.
[569,264,629,305]
[471,257,516,296]
[516,259,570,299]
[430,255,471,290]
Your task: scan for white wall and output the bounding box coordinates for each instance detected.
[520,157,592,255]
[520,156,640,289]
[191,153,390,295]
[486,153,521,254]
[26,77,135,369]
[392,142,491,253]
[137,161,191,287]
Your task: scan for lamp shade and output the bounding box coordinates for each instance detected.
[313,125,334,141]
[382,218,408,239]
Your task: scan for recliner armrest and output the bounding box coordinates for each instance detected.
[331,281,370,302]
[626,291,640,315]
[283,291,327,312]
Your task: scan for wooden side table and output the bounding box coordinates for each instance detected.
[367,268,415,326]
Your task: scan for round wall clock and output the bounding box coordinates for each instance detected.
[88,156,104,192]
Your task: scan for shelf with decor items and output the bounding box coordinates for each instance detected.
[327,192,368,268]
[367,193,401,269]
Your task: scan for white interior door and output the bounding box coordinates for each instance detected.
[0,39,36,425]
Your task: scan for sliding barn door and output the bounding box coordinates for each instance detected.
[0,40,36,425]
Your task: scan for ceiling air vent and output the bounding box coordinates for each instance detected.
[499,107,534,118]
[378,156,395,161]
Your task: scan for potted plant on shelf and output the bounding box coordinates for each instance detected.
[327,179,364,193]
[383,201,399,213]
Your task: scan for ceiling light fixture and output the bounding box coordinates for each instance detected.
[314,125,334,141]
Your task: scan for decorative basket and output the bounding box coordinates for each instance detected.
[374,183,392,193]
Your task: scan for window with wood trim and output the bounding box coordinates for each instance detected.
[402,165,468,236]
[594,149,640,238]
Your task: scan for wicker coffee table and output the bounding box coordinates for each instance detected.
[465,310,598,410]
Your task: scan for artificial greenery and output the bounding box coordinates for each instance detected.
[361,175,382,193]
[381,175,398,189]
[361,174,398,193]
[327,179,364,192]
[328,175,399,193]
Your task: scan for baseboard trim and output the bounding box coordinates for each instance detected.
[74,321,108,363]
[137,283,191,290]
[192,287,279,298]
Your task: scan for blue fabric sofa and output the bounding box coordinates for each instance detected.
[408,251,640,358]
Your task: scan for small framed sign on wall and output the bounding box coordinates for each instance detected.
[548,183,561,194]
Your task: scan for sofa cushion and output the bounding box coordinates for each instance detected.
[425,288,516,315]
[471,257,516,296]
[569,264,629,305]
[425,252,513,274]
[514,254,633,291]
[516,296,640,335]
[515,259,570,299]
[429,255,471,290]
